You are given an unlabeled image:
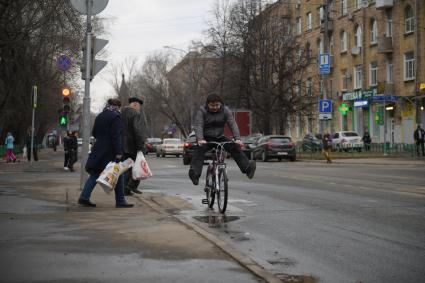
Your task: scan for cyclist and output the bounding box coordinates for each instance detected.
[188,93,256,185]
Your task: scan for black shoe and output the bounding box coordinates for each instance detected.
[78,199,96,207]
[246,160,256,179]
[116,202,134,208]
[131,188,142,194]
[189,169,199,185]
[124,190,134,196]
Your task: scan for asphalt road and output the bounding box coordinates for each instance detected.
[143,155,425,283]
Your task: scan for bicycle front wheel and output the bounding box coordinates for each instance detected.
[205,165,215,208]
[216,169,228,214]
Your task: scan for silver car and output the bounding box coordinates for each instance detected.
[332,131,364,152]
[156,138,184,157]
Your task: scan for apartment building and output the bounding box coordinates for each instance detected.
[288,0,425,143]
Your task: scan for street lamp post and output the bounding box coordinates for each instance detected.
[164,46,194,130]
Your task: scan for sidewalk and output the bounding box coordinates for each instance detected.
[300,156,425,166]
[0,150,283,283]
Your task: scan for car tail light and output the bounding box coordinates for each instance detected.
[184,142,192,148]
[288,142,295,147]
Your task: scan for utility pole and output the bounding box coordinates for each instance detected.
[30,85,37,164]
[322,0,330,133]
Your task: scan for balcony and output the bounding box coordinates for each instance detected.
[376,0,393,9]
[378,37,393,53]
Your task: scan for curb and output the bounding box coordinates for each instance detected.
[136,195,283,283]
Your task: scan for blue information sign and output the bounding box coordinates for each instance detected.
[319,99,332,113]
[57,55,72,71]
[318,53,330,74]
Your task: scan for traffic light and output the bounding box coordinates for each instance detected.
[62,87,71,113]
[339,103,349,115]
[59,113,68,126]
[81,37,108,80]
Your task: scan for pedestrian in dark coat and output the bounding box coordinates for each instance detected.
[63,131,72,170]
[322,132,332,163]
[362,129,372,152]
[78,98,133,208]
[414,125,425,156]
[122,97,147,195]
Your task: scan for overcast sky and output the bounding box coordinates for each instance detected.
[84,0,217,112]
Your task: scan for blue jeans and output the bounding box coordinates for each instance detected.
[79,173,126,205]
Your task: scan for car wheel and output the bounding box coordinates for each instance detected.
[357,148,362,152]
[161,152,165,158]
[261,151,268,162]
[156,152,160,157]
[176,154,180,157]
[278,157,282,162]
[290,156,296,162]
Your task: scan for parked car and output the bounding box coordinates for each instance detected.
[145,138,162,154]
[156,138,184,157]
[241,135,261,159]
[332,131,363,152]
[301,133,323,152]
[182,133,214,165]
[252,135,296,161]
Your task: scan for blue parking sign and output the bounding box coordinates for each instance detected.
[319,99,332,113]
[318,53,330,74]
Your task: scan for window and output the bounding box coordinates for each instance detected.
[318,7,324,25]
[386,58,393,83]
[341,0,347,15]
[306,78,312,96]
[329,34,334,54]
[340,30,347,52]
[355,0,362,10]
[342,69,349,90]
[370,19,377,44]
[306,42,312,60]
[296,17,302,35]
[404,6,414,33]
[318,38,324,54]
[386,10,393,37]
[404,51,415,80]
[370,62,378,86]
[307,12,312,30]
[354,65,362,89]
[355,25,362,47]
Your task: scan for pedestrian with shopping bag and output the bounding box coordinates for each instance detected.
[132,151,153,180]
[78,98,134,208]
[121,97,148,195]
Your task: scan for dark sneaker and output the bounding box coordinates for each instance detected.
[188,169,199,185]
[78,199,96,207]
[116,202,134,208]
[246,160,256,179]
[131,188,142,194]
[124,190,134,196]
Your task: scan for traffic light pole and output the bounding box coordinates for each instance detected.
[30,86,37,164]
[80,0,93,190]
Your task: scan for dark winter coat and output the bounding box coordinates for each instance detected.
[414,128,425,142]
[121,106,147,155]
[322,133,333,150]
[193,104,240,141]
[85,108,123,175]
[362,132,371,144]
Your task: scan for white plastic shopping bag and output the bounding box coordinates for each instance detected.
[97,158,134,194]
[132,151,153,180]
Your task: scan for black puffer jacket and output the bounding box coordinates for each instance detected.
[121,106,147,154]
[193,104,240,141]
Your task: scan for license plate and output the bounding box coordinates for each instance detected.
[277,152,288,155]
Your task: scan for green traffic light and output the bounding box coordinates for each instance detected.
[60,116,67,125]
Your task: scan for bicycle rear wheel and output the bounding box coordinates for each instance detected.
[216,169,228,214]
[205,165,215,208]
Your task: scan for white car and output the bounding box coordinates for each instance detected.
[332,131,364,152]
[156,138,184,157]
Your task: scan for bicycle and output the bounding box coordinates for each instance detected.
[201,141,233,214]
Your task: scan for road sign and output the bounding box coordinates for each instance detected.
[319,113,332,120]
[57,55,72,71]
[318,53,330,74]
[319,99,332,113]
[70,0,109,15]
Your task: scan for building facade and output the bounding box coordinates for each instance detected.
[286,0,424,143]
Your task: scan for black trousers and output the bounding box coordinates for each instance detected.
[123,152,141,193]
[27,146,38,161]
[190,136,250,178]
[416,140,425,156]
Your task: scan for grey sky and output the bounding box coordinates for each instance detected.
[86,0,217,112]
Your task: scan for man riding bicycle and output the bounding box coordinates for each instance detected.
[188,93,256,185]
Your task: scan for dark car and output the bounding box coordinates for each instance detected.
[241,135,261,159]
[252,135,296,162]
[145,138,162,154]
[301,133,323,152]
[182,133,213,165]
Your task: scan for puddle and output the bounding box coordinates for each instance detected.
[193,215,240,228]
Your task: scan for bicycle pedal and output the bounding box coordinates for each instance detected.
[202,199,208,204]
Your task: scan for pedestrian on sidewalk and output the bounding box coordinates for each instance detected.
[413,124,425,156]
[362,129,372,152]
[4,132,17,163]
[122,97,147,196]
[63,131,72,170]
[68,131,78,171]
[322,132,332,163]
[78,98,134,208]
[25,127,38,161]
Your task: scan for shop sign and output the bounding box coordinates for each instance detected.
[372,95,397,102]
[354,100,368,108]
[362,89,375,99]
[343,91,362,101]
